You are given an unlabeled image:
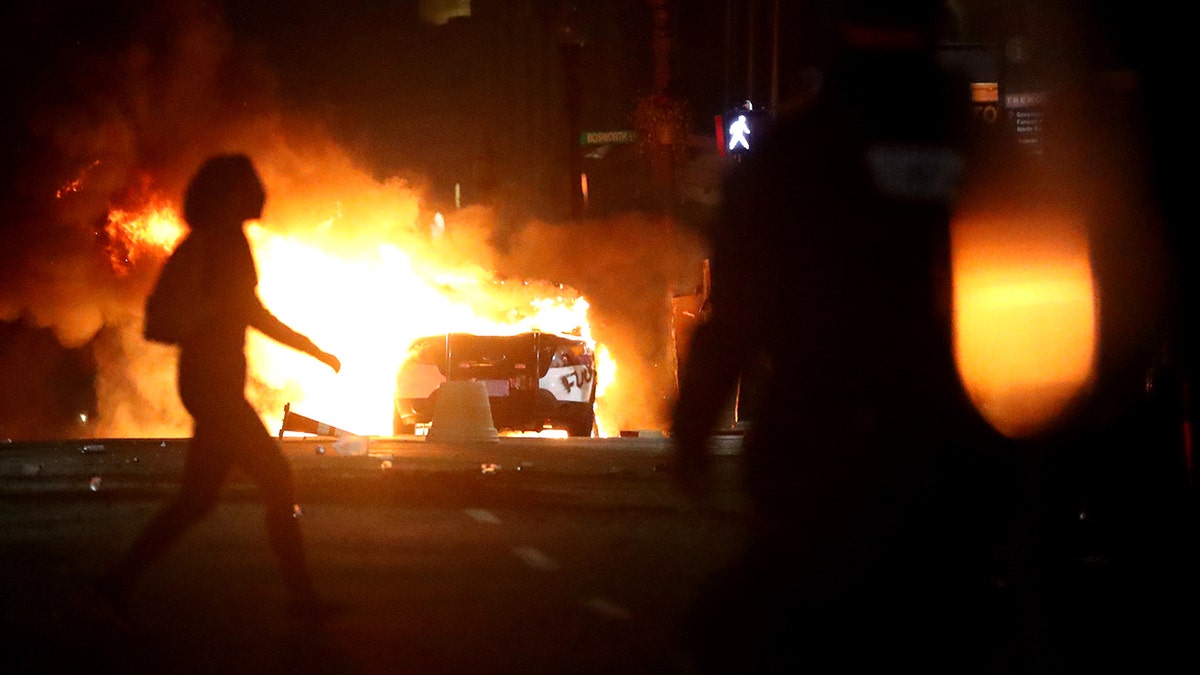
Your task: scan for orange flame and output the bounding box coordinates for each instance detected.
[55,159,100,199]
[107,199,611,437]
[245,222,600,435]
[104,200,187,274]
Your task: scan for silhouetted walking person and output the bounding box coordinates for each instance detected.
[671,2,1015,672]
[101,154,341,618]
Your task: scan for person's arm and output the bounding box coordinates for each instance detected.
[246,299,341,373]
[214,231,341,373]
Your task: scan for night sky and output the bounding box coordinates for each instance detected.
[0,0,1145,223]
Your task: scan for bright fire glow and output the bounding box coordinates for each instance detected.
[593,343,616,436]
[247,224,598,435]
[107,198,611,438]
[104,200,187,274]
[952,209,1096,438]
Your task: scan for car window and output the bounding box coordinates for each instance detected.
[448,333,537,379]
[406,332,593,380]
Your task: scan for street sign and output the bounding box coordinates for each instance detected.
[580,130,638,145]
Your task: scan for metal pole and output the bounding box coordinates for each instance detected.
[648,0,677,213]
[559,2,584,220]
[562,40,583,220]
[770,0,780,111]
[746,0,756,102]
[723,0,733,108]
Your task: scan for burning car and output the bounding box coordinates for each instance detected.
[394,331,597,437]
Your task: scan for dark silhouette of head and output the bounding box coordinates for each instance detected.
[183,154,266,231]
[840,0,954,51]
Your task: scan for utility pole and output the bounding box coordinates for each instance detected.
[559,3,585,220]
[647,0,677,212]
[746,0,756,102]
[769,0,780,112]
[723,0,733,109]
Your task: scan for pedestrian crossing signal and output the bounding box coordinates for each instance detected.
[716,106,771,157]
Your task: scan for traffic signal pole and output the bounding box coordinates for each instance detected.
[561,39,584,220]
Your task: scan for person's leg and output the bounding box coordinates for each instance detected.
[101,430,228,603]
[228,399,321,609]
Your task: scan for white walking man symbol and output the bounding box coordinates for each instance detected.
[727,114,751,151]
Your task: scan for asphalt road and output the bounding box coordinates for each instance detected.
[0,434,748,674]
[4,432,1199,674]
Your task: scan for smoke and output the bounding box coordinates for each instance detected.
[0,1,711,439]
[496,216,708,432]
[2,0,241,296]
[0,1,393,437]
[1,1,271,436]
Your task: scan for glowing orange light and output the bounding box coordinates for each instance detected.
[952,209,1097,438]
[55,159,100,199]
[232,223,604,436]
[99,158,619,439]
[594,344,616,437]
[104,201,187,274]
[109,204,186,251]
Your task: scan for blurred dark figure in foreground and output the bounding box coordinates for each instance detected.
[1036,3,1200,672]
[671,2,1017,672]
[101,154,342,618]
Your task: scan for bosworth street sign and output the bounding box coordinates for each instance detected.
[580,130,638,145]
